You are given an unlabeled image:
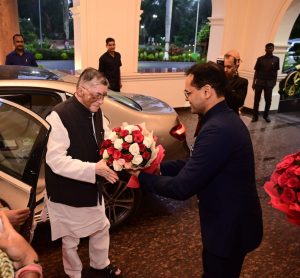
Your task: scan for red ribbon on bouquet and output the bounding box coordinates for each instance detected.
[127,144,165,188]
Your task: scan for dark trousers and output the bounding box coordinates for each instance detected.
[202,248,246,278]
[253,84,273,117]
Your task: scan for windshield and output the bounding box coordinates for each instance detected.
[0,65,59,80]
[108,90,142,111]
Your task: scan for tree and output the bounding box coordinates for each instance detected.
[61,0,70,40]
[17,0,73,41]
[163,0,173,60]
[140,0,212,47]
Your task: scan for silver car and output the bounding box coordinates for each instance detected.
[0,65,189,234]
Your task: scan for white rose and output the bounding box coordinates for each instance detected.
[117,158,126,166]
[125,135,133,143]
[108,131,117,142]
[132,154,143,165]
[113,160,123,171]
[129,143,140,156]
[124,124,140,133]
[114,138,124,150]
[143,136,153,148]
[124,162,133,169]
[103,149,109,159]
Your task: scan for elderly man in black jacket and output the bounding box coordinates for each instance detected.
[224,50,248,115]
[130,62,263,278]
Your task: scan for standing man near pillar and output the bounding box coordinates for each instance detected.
[223,50,248,115]
[252,43,279,122]
[98,38,122,92]
[5,34,38,67]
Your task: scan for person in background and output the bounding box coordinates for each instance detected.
[130,62,263,278]
[252,43,280,122]
[98,38,122,92]
[224,50,248,115]
[194,50,247,137]
[45,68,121,278]
[5,34,38,67]
[0,211,43,278]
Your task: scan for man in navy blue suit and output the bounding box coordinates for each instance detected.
[130,62,263,278]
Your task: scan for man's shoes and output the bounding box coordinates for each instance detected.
[263,115,271,123]
[251,116,258,122]
[88,264,122,277]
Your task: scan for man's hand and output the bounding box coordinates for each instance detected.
[0,211,39,270]
[95,159,119,183]
[127,169,141,177]
[4,208,30,227]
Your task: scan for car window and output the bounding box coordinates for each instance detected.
[0,90,62,118]
[0,101,47,180]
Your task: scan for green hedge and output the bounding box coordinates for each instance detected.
[25,44,75,60]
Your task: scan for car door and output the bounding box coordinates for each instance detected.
[0,98,50,240]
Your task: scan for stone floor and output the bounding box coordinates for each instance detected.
[32,109,300,278]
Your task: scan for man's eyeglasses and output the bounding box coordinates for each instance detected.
[81,86,107,101]
[184,89,193,99]
[184,85,206,99]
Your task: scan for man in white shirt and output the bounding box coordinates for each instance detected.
[45,68,122,278]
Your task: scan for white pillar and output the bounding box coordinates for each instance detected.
[206,17,225,62]
[71,0,141,73]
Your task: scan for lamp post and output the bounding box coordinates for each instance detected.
[193,0,200,53]
[38,0,43,47]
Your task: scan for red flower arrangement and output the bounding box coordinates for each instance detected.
[100,122,165,188]
[264,151,300,226]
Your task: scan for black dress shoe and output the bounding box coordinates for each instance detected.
[251,116,258,122]
[263,115,271,122]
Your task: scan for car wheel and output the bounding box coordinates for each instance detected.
[102,171,142,230]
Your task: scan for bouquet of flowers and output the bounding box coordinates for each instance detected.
[100,122,160,172]
[264,151,300,226]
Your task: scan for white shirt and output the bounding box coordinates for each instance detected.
[45,110,111,240]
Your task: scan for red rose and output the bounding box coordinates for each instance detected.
[132,130,142,136]
[142,151,151,160]
[297,192,300,202]
[122,142,130,150]
[113,150,122,160]
[286,165,299,176]
[136,124,143,131]
[295,167,300,176]
[278,172,289,187]
[270,171,280,184]
[101,139,112,148]
[100,148,104,155]
[280,187,296,205]
[119,129,129,138]
[139,143,146,152]
[113,127,121,133]
[123,153,133,162]
[276,156,294,170]
[134,133,144,143]
[107,146,115,155]
[287,177,300,189]
[107,157,114,165]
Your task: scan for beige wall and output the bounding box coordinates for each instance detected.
[0,0,19,64]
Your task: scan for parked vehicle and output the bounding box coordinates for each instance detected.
[0,65,190,232]
[286,39,300,66]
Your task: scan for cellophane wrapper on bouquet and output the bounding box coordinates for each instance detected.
[100,122,160,172]
[264,151,300,226]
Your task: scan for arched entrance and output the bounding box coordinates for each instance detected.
[208,0,299,110]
